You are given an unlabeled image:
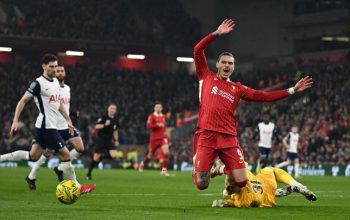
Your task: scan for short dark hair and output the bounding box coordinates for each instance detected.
[154,101,162,106]
[217,52,234,62]
[42,54,58,65]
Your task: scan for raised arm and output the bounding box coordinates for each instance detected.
[241,76,313,102]
[194,19,235,79]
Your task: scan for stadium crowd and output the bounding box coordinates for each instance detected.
[170,57,350,168]
[236,57,350,167]
[0,61,198,153]
[0,57,348,168]
[0,0,201,48]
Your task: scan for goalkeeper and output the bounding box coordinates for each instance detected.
[211,161,317,208]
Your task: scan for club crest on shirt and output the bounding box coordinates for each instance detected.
[231,85,236,93]
[196,160,200,167]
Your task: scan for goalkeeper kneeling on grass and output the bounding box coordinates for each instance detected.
[211,160,317,208]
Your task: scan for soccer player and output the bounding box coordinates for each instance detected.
[0,54,95,194]
[25,65,85,190]
[255,114,277,172]
[275,126,301,177]
[86,104,119,180]
[138,102,170,176]
[211,161,317,208]
[192,19,313,194]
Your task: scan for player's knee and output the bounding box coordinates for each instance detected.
[193,172,210,190]
[30,157,39,162]
[235,179,248,188]
[75,147,84,153]
[29,154,40,162]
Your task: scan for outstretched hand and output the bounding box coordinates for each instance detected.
[294,76,313,93]
[215,19,235,35]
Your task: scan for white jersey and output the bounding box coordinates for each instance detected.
[27,75,61,129]
[257,122,275,148]
[56,84,71,130]
[285,132,299,153]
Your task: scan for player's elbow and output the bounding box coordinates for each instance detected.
[193,45,203,56]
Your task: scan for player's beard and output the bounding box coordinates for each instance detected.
[46,70,56,79]
[57,76,65,82]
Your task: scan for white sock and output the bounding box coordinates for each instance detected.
[58,161,81,187]
[290,179,305,189]
[294,163,300,177]
[275,161,289,168]
[219,165,225,174]
[69,149,81,160]
[0,151,29,162]
[28,155,47,180]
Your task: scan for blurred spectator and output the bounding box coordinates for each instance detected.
[0,57,349,167]
[0,0,201,48]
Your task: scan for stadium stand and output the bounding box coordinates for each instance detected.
[0,0,201,48]
[0,0,348,169]
[1,56,349,168]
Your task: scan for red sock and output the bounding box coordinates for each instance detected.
[159,150,169,170]
[160,159,168,170]
[143,156,150,166]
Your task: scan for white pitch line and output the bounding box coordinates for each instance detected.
[89,193,221,197]
[88,191,348,198]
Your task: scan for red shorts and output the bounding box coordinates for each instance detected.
[193,129,245,171]
[149,137,169,154]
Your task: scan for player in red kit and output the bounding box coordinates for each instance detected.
[192,19,313,195]
[139,102,170,176]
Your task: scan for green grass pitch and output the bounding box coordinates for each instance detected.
[0,167,349,220]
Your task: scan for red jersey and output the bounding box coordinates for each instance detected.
[146,113,167,140]
[194,34,289,136]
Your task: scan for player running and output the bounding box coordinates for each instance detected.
[275,126,301,177]
[0,54,95,194]
[86,104,119,180]
[192,19,313,195]
[139,101,170,176]
[25,65,86,190]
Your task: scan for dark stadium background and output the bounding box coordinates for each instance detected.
[0,0,349,176]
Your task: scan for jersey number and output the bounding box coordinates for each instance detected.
[252,183,263,194]
[237,149,244,162]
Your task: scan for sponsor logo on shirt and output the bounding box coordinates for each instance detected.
[60,97,70,104]
[211,86,235,103]
[49,94,61,103]
[211,86,218,94]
